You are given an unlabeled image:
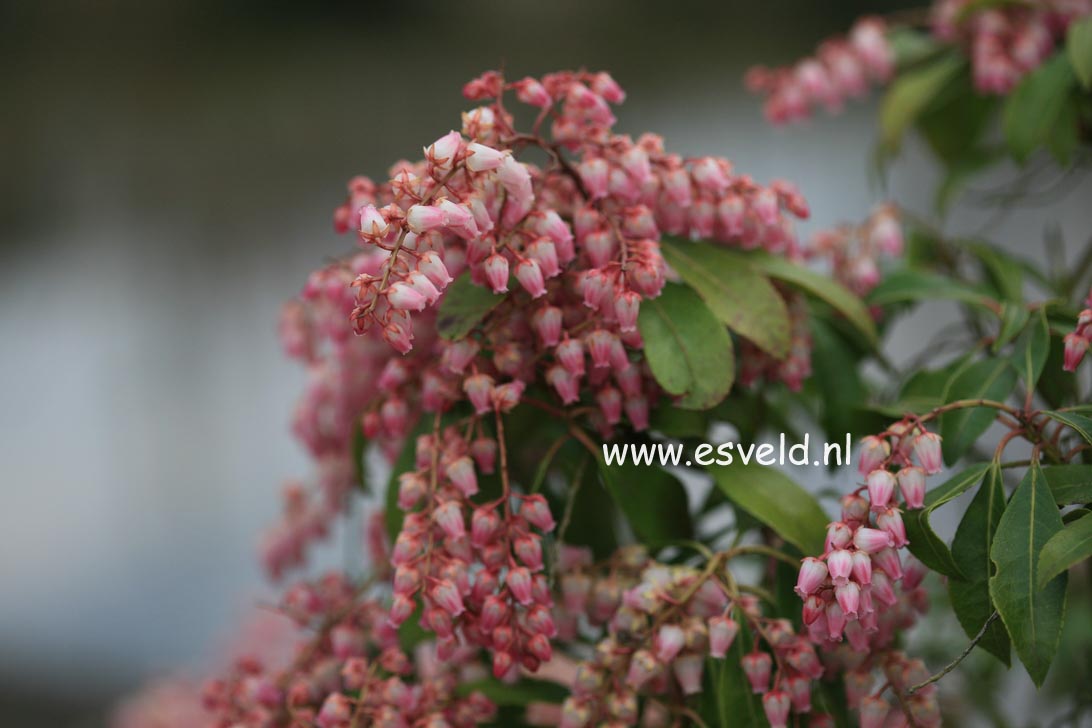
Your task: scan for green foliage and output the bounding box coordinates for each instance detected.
[949,463,1011,664]
[990,463,1069,687]
[1068,15,1092,89]
[435,272,504,340]
[638,281,735,410]
[1037,511,1092,589]
[905,464,991,578]
[597,457,694,548]
[660,239,791,358]
[879,55,965,154]
[707,462,828,555]
[699,606,768,728]
[1003,53,1079,164]
[937,358,1017,465]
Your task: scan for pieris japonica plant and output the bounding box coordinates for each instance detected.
[117,4,1092,727]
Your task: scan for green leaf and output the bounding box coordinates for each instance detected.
[890,27,943,68]
[1067,15,1092,89]
[1003,53,1077,163]
[660,239,791,357]
[638,282,735,410]
[905,463,993,578]
[597,458,693,547]
[994,303,1030,351]
[1038,511,1092,589]
[810,318,869,438]
[435,272,504,340]
[649,406,710,439]
[990,462,1068,687]
[1042,410,1092,446]
[1042,464,1092,505]
[866,268,996,309]
[456,677,568,706]
[967,241,1026,304]
[558,450,619,559]
[1009,310,1050,391]
[879,54,964,153]
[745,251,878,345]
[938,358,1016,465]
[707,462,828,555]
[949,463,1011,664]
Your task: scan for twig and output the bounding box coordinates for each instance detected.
[908,611,1000,695]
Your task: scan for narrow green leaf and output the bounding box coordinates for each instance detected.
[745,251,878,345]
[1042,410,1092,446]
[1009,310,1050,391]
[435,272,504,340]
[660,239,791,357]
[810,318,869,438]
[905,463,993,578]
[939,358,1016,465]
[967,241,1025,303]
[638,282,735,410]
[866,268,996,309]
[990,462,1068,686]
[597,458,693,547]
[1038,511,1092,589]
[1003,53,1077,163]
[701,607,767,727]
[707,462,828,555]
[994,303,1030,351]
[879,55,964,153]
[1067,15,1092,89]
[949,463,1011,664]
[351,424,369,493]
[1042,464,1092,504]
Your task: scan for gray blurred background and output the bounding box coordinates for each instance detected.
[2,1,1090,726]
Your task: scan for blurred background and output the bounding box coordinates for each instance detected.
[2,1,1090,726]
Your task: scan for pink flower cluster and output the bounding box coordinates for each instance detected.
[202,572,497,728]
[806,204,903,298]
[390,422,560,679]
[738,290,813,392]
[933,0,1091,94]
[265,69,817,578]
[794,425,944,726]
[744,17,895,124]
[1063,290,1092,371]
[558,552,833,728]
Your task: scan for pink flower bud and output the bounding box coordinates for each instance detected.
[625,649,659,689]
[441,339,479,374]
[762,690,791,728]
[827,549,853,586]
[825,601,846,640]
[835,581,860,618]
[491,380,525,412]
[614,290,641,333]
[358,204,389,239]
[872,547,903,581]
[506,567,534,605]
[654,624,686,662]
[597,386,623,425]
[896,466,926,509]
[525,238,561,279]
[803,594,825,625]
[547,365,581,405]
[492,650,514,680]
[796,557,828,597]
[389,593,415,627]
[825,521,853,551]
[514,534,544,570]
[433,501,466,540]
[625,394,649,431]
[397,472,427,511]
[851,550,873,585]
[445,456,478,497]
[520,494,557,532]
[415,251,452,289]
[470,437,497,474]
[708,615,740,658]
[470,507,500,547]
[556,338,585,375]
[903,555,927,590]
[463,372,495,414]
[841,493,870,524]
[877,507,908,548]
[692,157,730,194]
[437,199,480,240]
[591,71,625,103]
[513,77,552,107]
[406,204,446,233]
[1064,332,1088,372]
[464,142,507,172]
[430,579,464,617]
[742,651,772,693]
[857,435,890,475]
[672,654,704,695]
[317,693,353,728]
[866,469,895,510]
[578,158,609,199]
[479,594,508,632]
[853,526,892,553]
[514,257,547,298]
[387,281,428,311]
[786,675,812,713]
[483,254,509,293]
[912,432,943,474]
[870,571,898,606]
